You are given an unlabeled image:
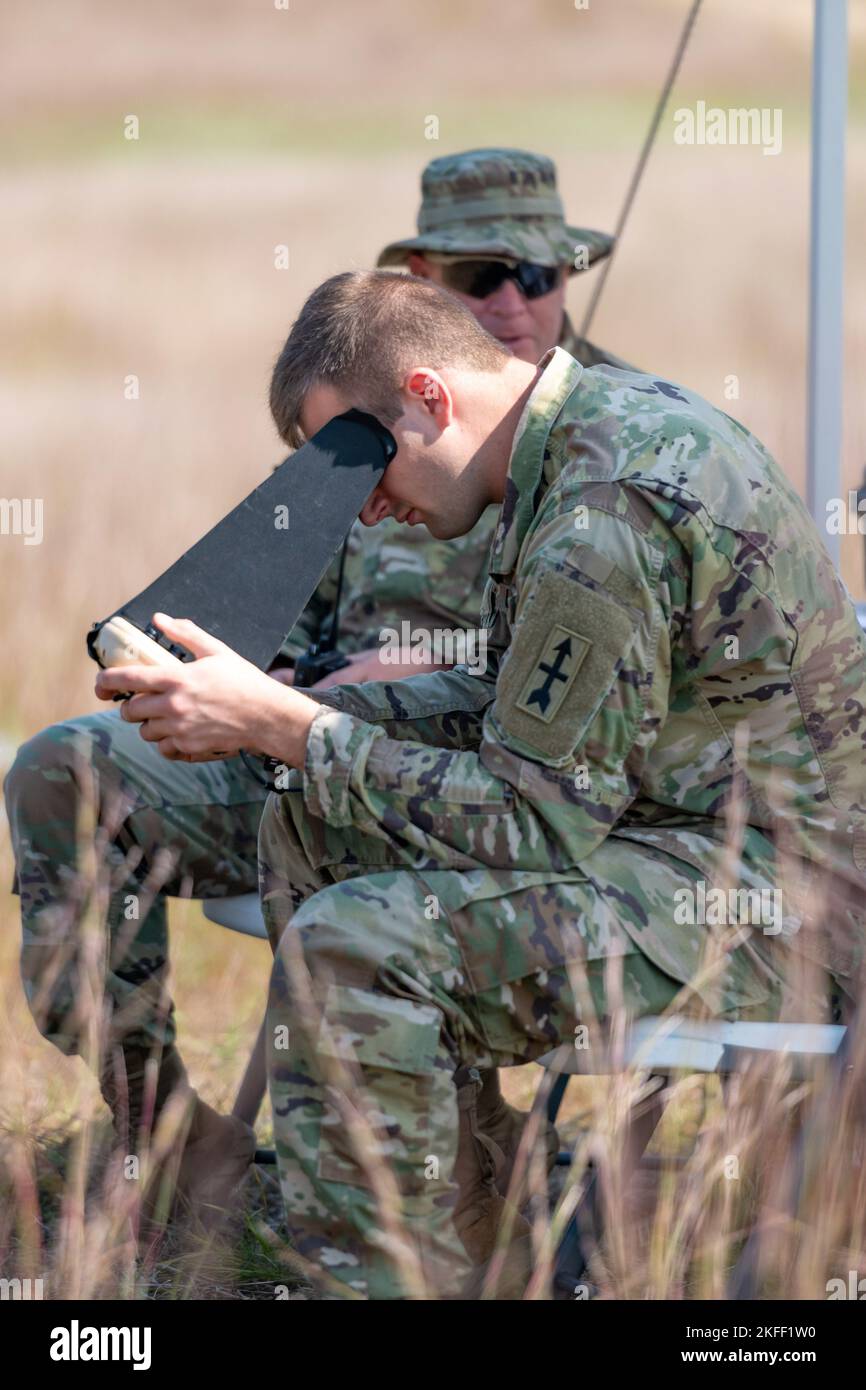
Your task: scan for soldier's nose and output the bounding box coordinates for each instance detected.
[488,278,527,313]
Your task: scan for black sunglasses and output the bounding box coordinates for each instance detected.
[438,259,562,302]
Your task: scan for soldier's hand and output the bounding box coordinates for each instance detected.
[94,613,318,765]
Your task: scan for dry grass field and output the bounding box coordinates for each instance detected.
[1,0,865,1298]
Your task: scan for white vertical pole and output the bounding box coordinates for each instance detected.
[807,0,848,567]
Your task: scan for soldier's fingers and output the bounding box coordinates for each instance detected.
[152,613,228,660]
[137,718,176,743]
[155,742,214,763]
[120,693,170,724]
[143,729,216,762]
[154,736,182,760]
[96,666,175,698]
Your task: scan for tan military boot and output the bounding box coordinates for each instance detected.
[100,1041,190,1155]
[453,1066,534,1298]
[174,1098,257,1226]
[452,1069,531,1261]
[476,1068,560,1205]
[100,1042,255,1227]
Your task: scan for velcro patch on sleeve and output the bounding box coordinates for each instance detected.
[495,568,639,761]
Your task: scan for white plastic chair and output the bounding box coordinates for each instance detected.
[201,894,269,1128]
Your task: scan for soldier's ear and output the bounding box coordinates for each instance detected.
[404,370,453,428]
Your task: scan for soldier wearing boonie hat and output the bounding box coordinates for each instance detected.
[378,146,635,372]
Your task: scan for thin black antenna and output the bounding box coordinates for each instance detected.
[579,0,703,341]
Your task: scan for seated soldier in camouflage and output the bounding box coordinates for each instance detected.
[97,268,866,1298]
[287,149,638,1254]
[3,148,629,1235]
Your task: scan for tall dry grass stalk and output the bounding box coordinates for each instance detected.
[0,739,246,1301]
[1,846,864,1298]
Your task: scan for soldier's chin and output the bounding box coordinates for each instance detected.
[425,517,462,540]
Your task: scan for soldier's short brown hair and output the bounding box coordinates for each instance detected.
[269,269,509,448]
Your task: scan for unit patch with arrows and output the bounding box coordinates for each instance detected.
[516,624,591,724]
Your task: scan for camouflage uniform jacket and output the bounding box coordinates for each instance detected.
[298,346,866,994]
[282,318,635,655]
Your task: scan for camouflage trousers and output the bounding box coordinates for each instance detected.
[259,786,791,1301]
[4,708,267,1058]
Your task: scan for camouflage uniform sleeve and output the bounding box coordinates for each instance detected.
[308,661,499,751]
[301,493,673,871]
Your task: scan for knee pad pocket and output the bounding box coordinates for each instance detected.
[314,984,442,1193]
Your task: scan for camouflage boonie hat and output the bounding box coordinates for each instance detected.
[377,148,613,274]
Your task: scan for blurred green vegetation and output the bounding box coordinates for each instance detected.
[0,83,844,168]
